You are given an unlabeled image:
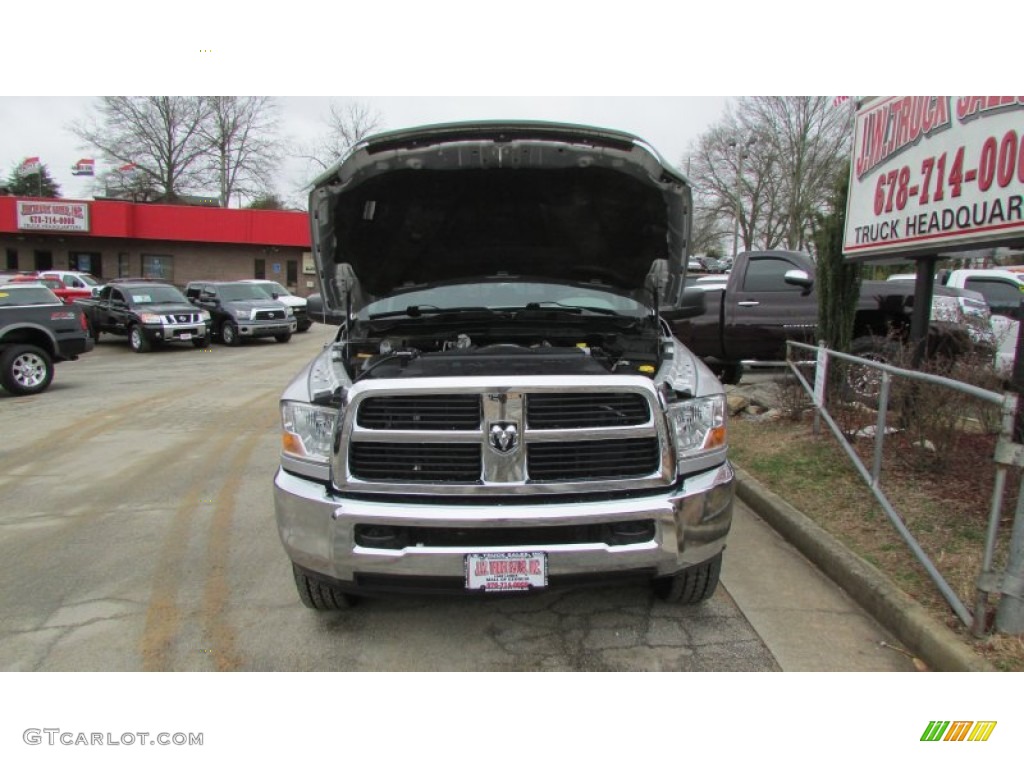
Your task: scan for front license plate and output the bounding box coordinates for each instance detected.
[465,552,548,592]
[179,333,192,340]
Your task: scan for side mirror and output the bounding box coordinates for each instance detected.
[784,269,814,291]
[271,291,280,299]
[661,286,707,322]
[306,293,346,326]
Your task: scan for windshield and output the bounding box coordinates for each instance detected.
[259,281,290,297]
[0,286,61,306]
[219,284,278,302]
[79,274,101,286]
[360,281,649,319]
[126,285,188,304]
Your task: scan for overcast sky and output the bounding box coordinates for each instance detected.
[0,96,731,204]
[3,3,1007,206]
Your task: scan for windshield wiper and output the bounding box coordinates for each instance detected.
[519,301,626,317]
[368,305,498,320]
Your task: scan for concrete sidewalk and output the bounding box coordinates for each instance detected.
[728,466,994,672]
[723,496,917,671]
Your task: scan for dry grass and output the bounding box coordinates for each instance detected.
[728,411,1024,672]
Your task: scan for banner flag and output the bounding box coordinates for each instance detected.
[17,156,41,177]
[71,158,95,176]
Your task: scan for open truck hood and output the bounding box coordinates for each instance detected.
[309,121,692,314]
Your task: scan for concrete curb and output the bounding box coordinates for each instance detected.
[733,465,995,672]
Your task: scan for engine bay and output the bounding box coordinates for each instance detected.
[341,320,664,381]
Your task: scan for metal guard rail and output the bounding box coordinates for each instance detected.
[785,339,1024,637]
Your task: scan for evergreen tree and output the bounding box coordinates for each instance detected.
[6,164,61,197]
[246,192,287,210]
[813,166,860,354]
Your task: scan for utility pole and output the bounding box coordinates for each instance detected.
[729,136,756,259]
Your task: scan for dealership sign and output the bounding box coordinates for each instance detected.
[844,97,1024,260]
[16,200,90,233]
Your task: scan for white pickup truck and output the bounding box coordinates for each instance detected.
[890,268,1023,375]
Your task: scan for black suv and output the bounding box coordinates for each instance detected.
[76,280,212,352]
[185,281,296,346]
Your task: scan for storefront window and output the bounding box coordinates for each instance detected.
[118,253,132,278]
[141,253,173,281]
[70,251,101,276]
[34,251,53,271]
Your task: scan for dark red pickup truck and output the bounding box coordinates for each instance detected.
[672,249,994,384]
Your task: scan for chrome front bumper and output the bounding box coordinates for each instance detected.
[274,462,734,591]
[239,320,297,337]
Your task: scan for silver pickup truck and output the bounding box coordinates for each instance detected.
[274,121,734,608]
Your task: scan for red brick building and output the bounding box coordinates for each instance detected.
[0,197,317,295]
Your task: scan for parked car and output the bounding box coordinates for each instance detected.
[274,120,732,610]
[185,281,296,345]
[8,274,93,304]
[75,281,212,352]
[237,279,311,332]
[891,268,1024,376]
[0,282,94,394]
[0,270,38,285]
[38,270,105,297]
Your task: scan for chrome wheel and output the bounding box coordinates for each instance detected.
[12,351,48,388]
[1,344,54,396]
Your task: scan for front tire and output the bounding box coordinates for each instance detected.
[652,553,722,604]
[718,363,743,386]
[292,565,357,610]
[221,321,240,347]
[129,324,152,353]
[192,336,211,348]
[1,344,54,396]
[275,333,292,343]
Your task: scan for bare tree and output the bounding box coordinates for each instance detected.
[199,96,283,207]
[685,114,780,256]
[68,97,214,203]
[686,97,851,255]
[737,96,851,252]
[298,100,384,174]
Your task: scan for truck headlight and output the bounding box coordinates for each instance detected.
[666,394,727,459]
[281,401,338,463]
[139,312,162,324]
[198,310,211,322]
[285,307,294,317]
[234,308,253,321]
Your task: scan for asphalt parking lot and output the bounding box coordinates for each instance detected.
[0,327,915,671]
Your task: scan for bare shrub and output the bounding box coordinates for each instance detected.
[777,367,813,421]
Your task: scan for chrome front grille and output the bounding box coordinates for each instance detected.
[254,309,286,321]
[357,394,481,430]
[527,438,660,480]
[526,392,650,428]
[349,443,482,482]
[335,377,672,495]
[164,312,201,324]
